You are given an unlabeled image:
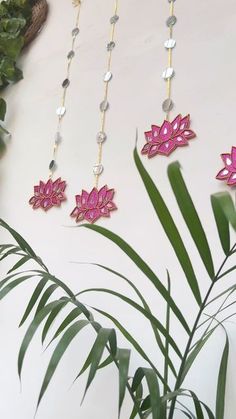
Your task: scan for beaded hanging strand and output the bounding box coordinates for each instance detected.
[71,0,119,224]
[141,0,196,159]
[29,1,82,212]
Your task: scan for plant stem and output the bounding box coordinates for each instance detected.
[168,244,236,419]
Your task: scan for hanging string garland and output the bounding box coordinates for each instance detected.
[29,1,82,211]
[141,0,196,158]
[70,0,119,224]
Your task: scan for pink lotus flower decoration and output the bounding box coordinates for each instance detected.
[216,146,236,186]
[71,185,117,224]
[141,114,196,157]
[29,177,66,211]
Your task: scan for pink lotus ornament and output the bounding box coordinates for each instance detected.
[29,178,66,211]
[216,146,236,186]
[141,114,196,157]
[71,185,117,224]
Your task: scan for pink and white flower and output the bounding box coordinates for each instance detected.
[141,114,196,158]
[29,178,66,211]
[71,185,117,224]
[216,146,236,186]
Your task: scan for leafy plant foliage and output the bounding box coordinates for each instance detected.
[0,147,236,418]
[0,0,32,152]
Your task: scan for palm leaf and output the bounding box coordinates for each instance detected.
[18,301,63,378]
[168,161,215,279]
[77,288,182,359]
[37,320,91,407]
[216,335,229,419]
[81,225,190,334]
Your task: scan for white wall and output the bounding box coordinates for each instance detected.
[0,0,236,418]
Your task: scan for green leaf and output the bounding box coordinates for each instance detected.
[42,299,69,344]
[168,161,215,279]
[35,284,59,316]
[133,147,202,306]
[46,307,83,347]
[0,97,6,120]
[78,288,182,359]
[181,329,215,384]
[81,225,190,335]
[37,320,91,407]
[0,275,32,300]
[216,335,229,419]
[189,391,204,419]
[0,35,24,59]
[133,368,161,419]
[19,277,48,327]
[92,306,168,390]
[0,219,37,258]
[90,263,176,377]
[211,194,231,255]
[79,328,117,401]
[7,255,30,274]
[18,301,63,379]
[117,348,131,415]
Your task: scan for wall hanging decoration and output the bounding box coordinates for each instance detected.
[29,0,82,211]
[70,0,118,224]
[141,0,196,158]
[216,146,236,186]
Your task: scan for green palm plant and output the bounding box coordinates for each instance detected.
[0,146,236,419]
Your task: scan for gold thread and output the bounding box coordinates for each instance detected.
[95,0,119,188]
[49,2,82,179]
[166,0,175,121]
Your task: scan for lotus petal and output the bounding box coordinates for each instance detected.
[44,179,53,196]
[75,195,82,207]
[141,143,151,155]
[148,144,159,158]
[157,140,176,156]
[85,208,101,223]
[227,172,236,186]
[159,120,173,141]
[179,115,190,131]
[151,125,161,141]
[216,168,230,180]
[171,114,182,135]
[81,190,89,207]
[182,129,196,140]
[144,130,153,143]
[98,185,108,206]
[231,147,236,169]
[221,153,233,170]
[173,135,188,147]
[87,188,99,209]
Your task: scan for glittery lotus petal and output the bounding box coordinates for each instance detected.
[29,177,67,211]
[151,125,161,141]
[141,143,151,155]
[227,172,236,186]
[157,140,176,156]
[216,146,236,187]
[179,115,190,130]
[171,114,182,135]
[148,144,160,158]
[142,114,196,158]
[87,188,99,209]
[172,134,188,147]
[71,185,117,224]
[145,130,153,143]
[231,146,236,168]
[159,120,173,141]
